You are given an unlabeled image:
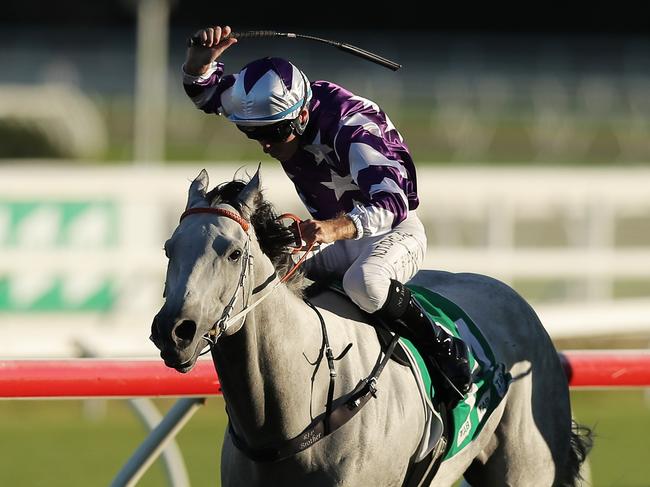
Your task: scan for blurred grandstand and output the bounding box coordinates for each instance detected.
[0,2,649,163]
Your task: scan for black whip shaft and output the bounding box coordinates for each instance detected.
[188,30,402,71]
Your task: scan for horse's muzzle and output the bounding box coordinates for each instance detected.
[151,313,201,371]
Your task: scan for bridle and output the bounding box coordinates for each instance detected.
[178,207,313,352]
[180,206,250,231]
[179,207,262,353]
[176,205,401,463]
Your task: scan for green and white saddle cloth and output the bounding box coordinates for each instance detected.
[401,285,511,462]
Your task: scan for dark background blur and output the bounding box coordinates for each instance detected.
[1,2,649,163]
[3,1,650,33]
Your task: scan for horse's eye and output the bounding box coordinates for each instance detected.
[228,249,242,262]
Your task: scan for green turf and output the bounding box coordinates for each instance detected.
[570,390,650,487]
[0,398,227,487]
[0,391,648,486]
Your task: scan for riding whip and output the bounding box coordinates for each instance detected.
[188,30,402,71]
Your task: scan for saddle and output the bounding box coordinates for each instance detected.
[305,280,450,484]
[305,279,423,368]
[304,279,511,480]
[306,279,457,404]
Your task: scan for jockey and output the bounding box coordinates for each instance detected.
[182,25,471,403]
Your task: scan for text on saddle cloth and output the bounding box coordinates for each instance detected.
[405,285,512,460]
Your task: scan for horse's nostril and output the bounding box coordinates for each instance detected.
[174,320,197,345]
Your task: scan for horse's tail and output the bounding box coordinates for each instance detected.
[559,420,594,487]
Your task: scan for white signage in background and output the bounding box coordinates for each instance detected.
[0,200,117,312]
[0,163,648,358]
[0,206,9,243]
[15,205,62,248]
[67,206,113,247]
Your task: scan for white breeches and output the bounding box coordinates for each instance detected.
[303,212,427,313]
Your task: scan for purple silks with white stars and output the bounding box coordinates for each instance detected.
[184,63,419,238]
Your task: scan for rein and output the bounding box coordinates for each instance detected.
[179,205,398,463]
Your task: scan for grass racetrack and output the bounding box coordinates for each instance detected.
[0,390,648,486]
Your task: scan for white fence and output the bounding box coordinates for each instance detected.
[0,163,649,357]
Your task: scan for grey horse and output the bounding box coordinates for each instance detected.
[151,169,591,486]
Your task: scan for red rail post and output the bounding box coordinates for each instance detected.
[559,349,650,388]
[1,351,649,399]
[0,359,220,398]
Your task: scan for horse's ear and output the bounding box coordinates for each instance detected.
[236,166,262,219]
[186,169,210,210]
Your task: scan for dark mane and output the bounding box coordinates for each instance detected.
[207,179,306,292]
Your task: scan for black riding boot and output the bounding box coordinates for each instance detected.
[376,280,472,406]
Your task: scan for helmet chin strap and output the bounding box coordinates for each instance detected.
[293,112,309,136]
[292,72,311,135]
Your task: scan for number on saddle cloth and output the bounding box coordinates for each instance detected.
[407,286,512,460]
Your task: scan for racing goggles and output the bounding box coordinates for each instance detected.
[237,120,295,143]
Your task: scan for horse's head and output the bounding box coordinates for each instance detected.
[150,169,263,372]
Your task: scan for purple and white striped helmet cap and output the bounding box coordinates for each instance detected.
[221,57,311,126]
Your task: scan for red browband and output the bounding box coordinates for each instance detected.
[179,207,250,232]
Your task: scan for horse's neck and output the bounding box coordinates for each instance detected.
[213,279,324,446]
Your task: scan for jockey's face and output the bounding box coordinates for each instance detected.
[256,134,300,162]
[238,109,308,163]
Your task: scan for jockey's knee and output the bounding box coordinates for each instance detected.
[342,265,391,314]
